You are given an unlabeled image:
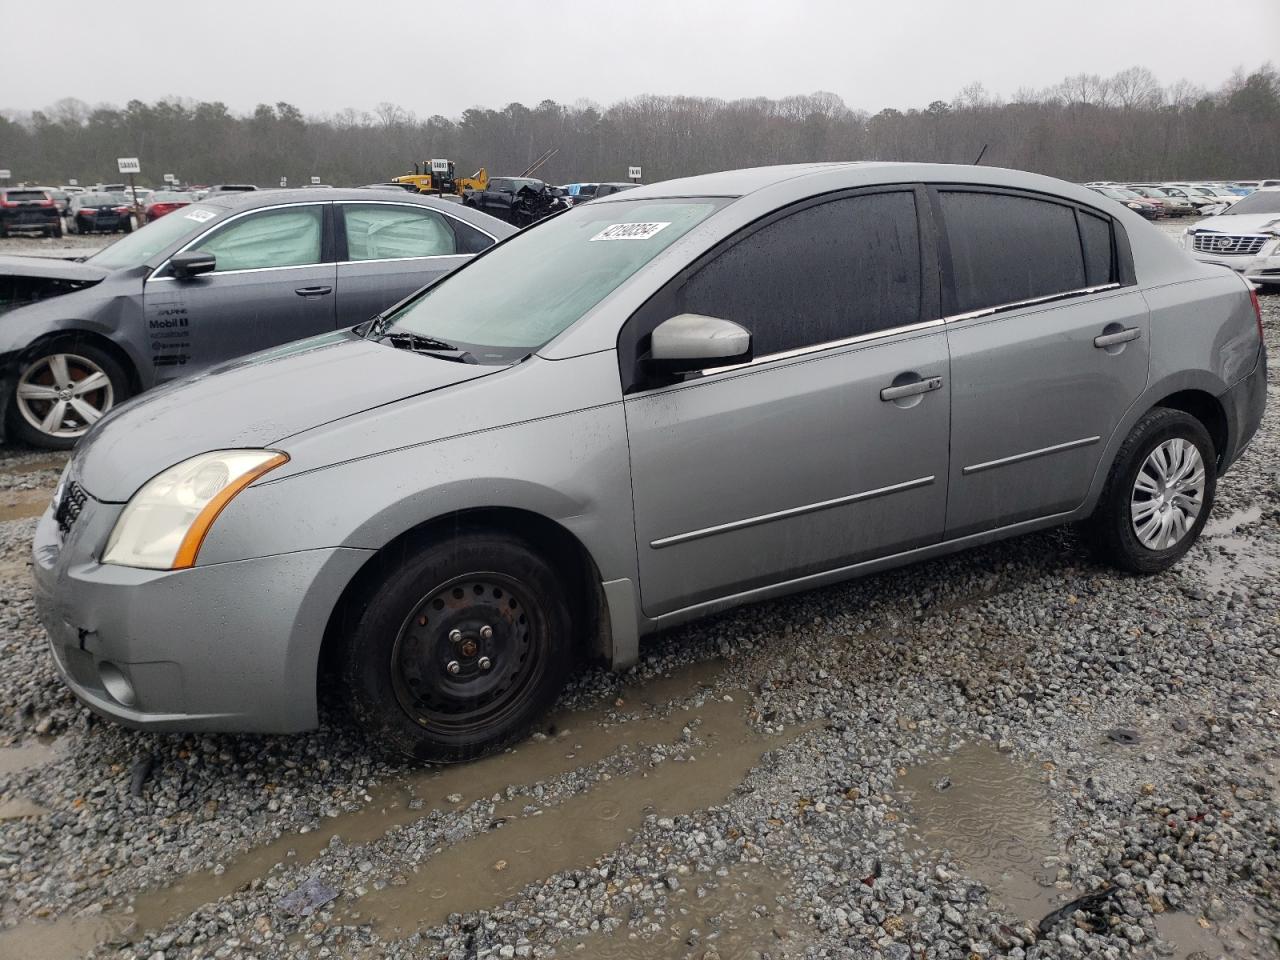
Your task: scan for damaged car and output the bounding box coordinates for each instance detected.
[33,163,1266,764]
[463,177,568,226]
[0,189,513,448]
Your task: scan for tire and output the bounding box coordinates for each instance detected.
[121,218,133,234]
[51,221,62,239]
[8,340,132,450]
[1087,407,1216,574]
[341,531,574,763]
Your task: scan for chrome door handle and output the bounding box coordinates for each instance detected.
[295,285,333,297]
[1093,327,1141,348]
[880,376,943,401]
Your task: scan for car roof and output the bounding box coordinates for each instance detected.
[193,187,495,211]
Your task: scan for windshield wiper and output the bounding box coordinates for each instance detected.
[382,332,477,364]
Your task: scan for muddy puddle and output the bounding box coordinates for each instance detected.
[338,690,806,940]
[1154,908,1235,959]
[3,661,753,957]
[570,861,804,959]
[1197,505,1277,591]
[0,487,53,523]
[0,737,65,776]
[898,741,1064,927]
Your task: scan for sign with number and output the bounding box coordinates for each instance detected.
[117,157,141,174]
[163,173,175,183]
[310,176,321,185]
[280,177,288,188]
[628,166,642,181]
[68,178,78,186]
[0,169,10,179]
[430,159,450,174]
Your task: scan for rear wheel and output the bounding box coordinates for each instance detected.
[8,341,131,449]
[51,221,62,239]
[121,218,133,234]
[341,532,573,763]
[1088,407,1216,574]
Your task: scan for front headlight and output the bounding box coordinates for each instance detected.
[103,449,288,570]
[1126,202,1143,210]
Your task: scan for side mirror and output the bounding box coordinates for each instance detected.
[649,314,751,374]
[169,250,216,279]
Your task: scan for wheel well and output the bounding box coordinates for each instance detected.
[317,507,611,699]
[26,330,143,396]
[1155,389,1227,467]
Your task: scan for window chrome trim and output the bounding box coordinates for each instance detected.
[650,475,936,549]
[335,254,469,266]
[145,201,329,282]
[148,262,330,281]
[676,317,946,383]
[941,282,1121,325]
[962,435,1101,476]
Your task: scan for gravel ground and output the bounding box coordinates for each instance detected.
[0,220,1277,960]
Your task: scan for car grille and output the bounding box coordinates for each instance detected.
[54,480,87,535]
[1192,233,1268,256]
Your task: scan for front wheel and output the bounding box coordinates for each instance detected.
[341,532,574,763]
[1087,407,1216,574]
[8,341,131,449]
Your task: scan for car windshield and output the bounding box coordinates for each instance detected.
[1138,187,1169,197]
[1221,191,1280,216]
[79,194,120,205]
[1094,187,1125,199]
[383,198,727,358]
[5,190,47,202]
[1113,188,1144,199]
[150,192,188,202]
[87,206,221,269]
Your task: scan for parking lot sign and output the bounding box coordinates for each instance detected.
[163,173,175,183]
[310,176,321,185]
[628,165,642,182]
[117,157,141,174]
[280,177,288,188]
[0,169,10,180]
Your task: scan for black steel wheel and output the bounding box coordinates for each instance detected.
[342,531,573,763]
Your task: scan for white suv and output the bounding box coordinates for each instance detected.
[1184,187,1280,288]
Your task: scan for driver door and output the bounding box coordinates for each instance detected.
[142,203,336,380]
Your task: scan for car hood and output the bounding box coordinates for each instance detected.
[0,254,110,281]
[1189,213,1280,234]
[73,331,502,502]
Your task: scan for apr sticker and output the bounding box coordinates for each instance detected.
[184,208,216,223]
[589,221,671,241]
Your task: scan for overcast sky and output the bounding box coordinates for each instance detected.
[5,0,1278,118]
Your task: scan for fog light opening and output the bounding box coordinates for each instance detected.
[98,662,138,708]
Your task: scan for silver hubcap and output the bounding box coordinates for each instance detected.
[15,353,114,439]
[1130,438,1205,550]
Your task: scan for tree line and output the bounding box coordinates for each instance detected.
[0,64,1276,189]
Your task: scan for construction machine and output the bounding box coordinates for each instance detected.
[391,159,488,196]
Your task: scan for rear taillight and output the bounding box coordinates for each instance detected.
[115,206,130,214]
[1250,287,1264,341]
[38,198,54,207]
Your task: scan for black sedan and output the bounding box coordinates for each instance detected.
[68,193,134,234]
[0,189,513,448]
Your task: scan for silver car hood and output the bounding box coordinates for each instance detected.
[74,331,500,502]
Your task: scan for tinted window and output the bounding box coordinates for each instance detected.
[678,192,923,356]
[190,206,322,272]
[5,190,48,202]
[940,192,1086,313]
[343,204,456,260]
[1078,210,1115,287]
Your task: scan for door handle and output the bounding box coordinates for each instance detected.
[295,285,333,298]
[879,376,943,401]
[1093,327,1141,348]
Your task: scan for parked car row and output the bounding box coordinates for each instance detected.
[27,162,1266,763]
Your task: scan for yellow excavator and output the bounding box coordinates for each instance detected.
[392,159,487,196]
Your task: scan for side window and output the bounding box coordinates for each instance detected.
[343,204,456,260]
[678,192,923,356]
[190,206,322,272]
[1077,210,1115,287]
[940,191,1086,313]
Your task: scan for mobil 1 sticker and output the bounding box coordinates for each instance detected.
[589,221,670,241]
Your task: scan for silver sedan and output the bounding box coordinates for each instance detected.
[34,163,1267,762]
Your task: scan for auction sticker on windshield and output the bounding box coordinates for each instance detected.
[184,208,217,223]
[590,222,671,241]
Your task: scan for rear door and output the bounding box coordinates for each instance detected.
[334,201,497,323]
[622,187,951,617]
[936,187,1149,538]
[142,202,335,379]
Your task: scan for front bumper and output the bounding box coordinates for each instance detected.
[1188,235,1280,285]
[32,494,373,733]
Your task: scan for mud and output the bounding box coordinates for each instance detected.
[898,740,1065,926]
